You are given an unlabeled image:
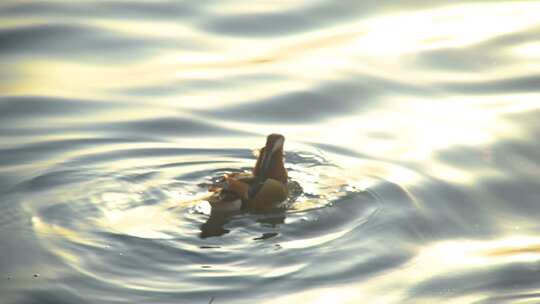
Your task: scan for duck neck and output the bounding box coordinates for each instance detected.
[256,149,287,184]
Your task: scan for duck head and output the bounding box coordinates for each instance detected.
[259,134,286,182]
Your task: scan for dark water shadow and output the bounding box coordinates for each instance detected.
[115,74,279,97]
[100,117,256,138]
[61,147,248,168]
[0,97,258,142]
[407,261,540,301]
[0,96,125,123]
[198,77,425,123]
[0,1,198,21]
[0,23,195,63]
[200,89,361,123]
[437,74,540,94]
[9,288,90,304]
[0,137,151,167]
[18,169,90,193]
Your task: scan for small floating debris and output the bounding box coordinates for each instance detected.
[33,273,39,278]
[253,232,278,240]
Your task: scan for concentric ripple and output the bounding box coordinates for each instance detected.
[8,141,384,301]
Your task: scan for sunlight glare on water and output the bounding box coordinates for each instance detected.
[1,1,540,303]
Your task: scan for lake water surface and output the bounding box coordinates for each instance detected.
[1,1,540,303]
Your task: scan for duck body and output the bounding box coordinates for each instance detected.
[208,196,242,212]
[207,173,253,212]
[207,134,289,212]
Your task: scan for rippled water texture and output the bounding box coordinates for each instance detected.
[2,1,540,303]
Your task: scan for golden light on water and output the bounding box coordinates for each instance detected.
[412,236,540,274]
[265,236,540,304]
[511,42,540,59]
[6,1,540,106]
[3,0,540,303]
[357,2,540,55]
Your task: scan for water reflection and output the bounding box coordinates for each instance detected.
[2,0,540,303]
[200,211,232,238]
[200,211,286,239]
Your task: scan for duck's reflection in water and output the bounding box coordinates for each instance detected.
[199,211,232,238]
[199,209,286,239]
